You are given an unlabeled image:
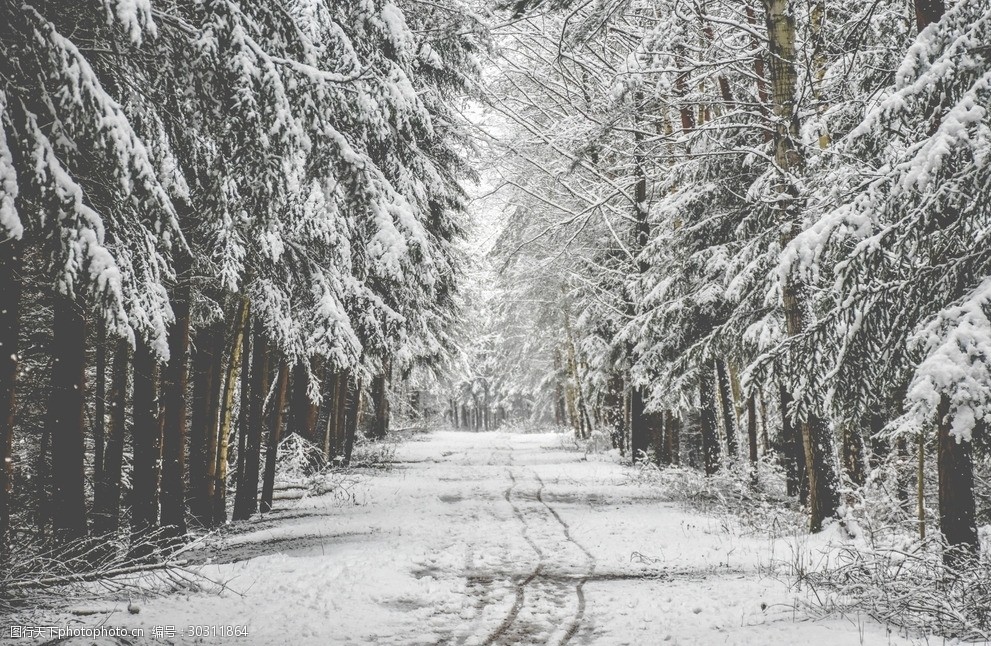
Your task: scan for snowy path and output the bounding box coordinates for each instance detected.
[69,431,920,645]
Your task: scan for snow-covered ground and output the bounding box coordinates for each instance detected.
[25,431,927,645]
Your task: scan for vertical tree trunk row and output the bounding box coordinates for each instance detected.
[0,238,20,560]
[261,360,290,513]
[160,277,191,540]
[131,335,161,555]
[233,322,269,521]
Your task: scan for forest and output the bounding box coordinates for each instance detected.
[1,0,991,642]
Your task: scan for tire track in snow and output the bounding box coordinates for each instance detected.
[454,444,512,646]
[480,468,545,646]
[533,472,597,646]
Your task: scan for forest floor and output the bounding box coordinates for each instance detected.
[15,430,933,645]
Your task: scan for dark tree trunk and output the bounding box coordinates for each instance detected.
[131,335,161,555]
[188,323,224,525]
[213,299,250,525]
[49,293,88,544]
[699,369,721,476]
[896,437,911,509]
[630,387,648,464]
[659,410,671,466]
[779,385,806,501]
[605,374,625,450]
[0,237,20,561]
[665,410,680,466]
[369,368,389,439]
[94,318,106,489]
[261,360,289,513]
[333,372,349,462]
[233,322,268,521]
[289,359,319,443]
[342,375,361,466]
[715,360,738,458]
[747,393,759,487]
[160,280,191,540]
[801,415,841,532]
[322,371,341,460]
[93,340,128,537]
[841,421,867,487]
[936,395,978,565]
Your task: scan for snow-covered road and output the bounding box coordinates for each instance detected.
[82,431,918,645]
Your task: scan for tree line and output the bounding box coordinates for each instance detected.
[465,0,990,563]
[0,0,483,563]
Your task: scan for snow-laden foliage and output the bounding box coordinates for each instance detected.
[776,0,991,440]
[0,0,481,375]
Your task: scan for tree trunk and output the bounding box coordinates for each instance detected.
[896,437,910,509]
[841,421,866,487]
[747,393,759,487]
[49,293,88,545]
[665,410,680,466]
[0,237,20,561]
[261,359,289,513]
[131,335,161,554]
[93,340,128,537]
[658,410,671,466]
[188,323,224,526]
[764,0,840,533]
[698,368,721,476]
[289,359,319,443]
[630,387,648,464]
[605,374,625,450]
[342,375,361,466]
[159,281,191,540]
[715,359,738,458]
[779,385,805,500]
[322,371,341,460]
[213,298,249,525]
[232,321,268,521]
[94,318,106,491]
[369,368,389,439]
[936,395,978,565]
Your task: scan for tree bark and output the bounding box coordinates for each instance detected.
[94,317,106,489]
[715,359,738,458]
[49,292,88,545]
[0,237,20,561]
[188,323,224,526]
[779,385,805,500]
[665,410,680,466]
[342,375,361,466]
[747,393,759,487]
[131,335,161,554]
[322,371,341,460]
[289,359,320,443]
[764,0,840,531]
[841,420,866,487]
[159,280,191,540]
[93,340,128,537]
[369,367,389,440]
[213,299,249,525]
[936,395,978,565]
[699,368,721,475]
[261,359,289,513]
[232,321,268,521]
[658,410,671,466]
[630,387,648,464]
